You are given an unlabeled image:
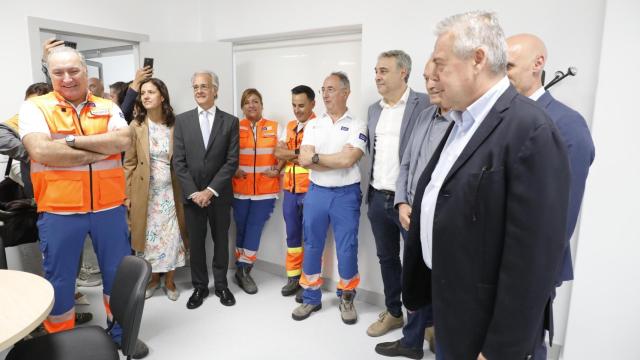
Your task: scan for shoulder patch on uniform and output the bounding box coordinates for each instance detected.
[359,133,368,142]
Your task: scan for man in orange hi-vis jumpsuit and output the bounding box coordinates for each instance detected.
[275,85,316,302]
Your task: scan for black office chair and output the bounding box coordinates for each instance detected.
[7,255,151,360]
[0,225,7,270]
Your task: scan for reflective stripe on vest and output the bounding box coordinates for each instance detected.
[283,119,311,193]
[232,118,280,196]
[28,91,125,213]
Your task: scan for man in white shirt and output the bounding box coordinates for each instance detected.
[401,12,570,360]
[364,50,430,337]
[291,72,367,324]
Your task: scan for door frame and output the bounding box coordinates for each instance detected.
[27,17,149,82]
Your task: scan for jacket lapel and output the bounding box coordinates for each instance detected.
[137,121,150,164]
[368,104,382,154]
[187,108,207,153]
[398,89,418,158]
[204,110,224,154]
[443,86,517,184]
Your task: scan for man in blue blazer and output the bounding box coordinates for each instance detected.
[507,33,596,359]
[364,50,430,337]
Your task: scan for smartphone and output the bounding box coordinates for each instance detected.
[63,41,77,49]
[143,58,154,69]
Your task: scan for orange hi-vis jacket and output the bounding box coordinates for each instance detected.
[283,117,313,194]
[29,92,125,213]
[233,118,281,196]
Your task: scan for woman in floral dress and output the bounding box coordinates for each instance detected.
[124,78,188,301]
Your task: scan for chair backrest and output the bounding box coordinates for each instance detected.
[0,229,7,269]
[110,255,151,357]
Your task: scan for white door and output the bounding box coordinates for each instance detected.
[139,42,233,114]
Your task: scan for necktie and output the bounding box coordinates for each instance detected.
[201,111,210,147]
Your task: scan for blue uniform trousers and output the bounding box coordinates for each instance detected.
[301,182,361,305]
[283,190,306,277]
[38,206,130,342]
[232,198,275,267]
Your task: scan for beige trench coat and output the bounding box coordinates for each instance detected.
[123,120,189,253]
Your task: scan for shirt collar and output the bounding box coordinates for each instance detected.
[528,86,546,101]
[198,105,216,116]
[296,112,316,129]
[322,110,353,124]
[379,86,411,109]
[453,76,510,131]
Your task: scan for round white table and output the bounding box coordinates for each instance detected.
[0,270,54,352]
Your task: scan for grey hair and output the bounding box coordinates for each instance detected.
[329,71,350,91]
[46,46,87,70]
[378,50,412,82]
[435,11,507,74]
[191,70,219,89]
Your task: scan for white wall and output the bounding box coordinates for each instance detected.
[87,54,136,91]
[211,0,606,347]
[562,0,640,359]
[0,0,204,271]
[1,1,202,121]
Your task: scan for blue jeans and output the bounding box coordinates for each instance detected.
[367,187,407,317]
[400,305,434,349]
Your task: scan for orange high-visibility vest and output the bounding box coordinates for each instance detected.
[28,92,125,213]
[283,118,313,193]
[232,118,280,196]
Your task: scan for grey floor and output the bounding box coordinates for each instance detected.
[1,239,558,360]
[1,267,436,360]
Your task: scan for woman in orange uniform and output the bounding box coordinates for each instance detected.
[232,88,282,294]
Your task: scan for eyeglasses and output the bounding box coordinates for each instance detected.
[192,84,215,91]
[320,87,342,95]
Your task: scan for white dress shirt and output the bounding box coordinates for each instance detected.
[198,105,216,136]
[420,76,511,268]
[191,105,218,198]
[301,111,368,187]
[371,87,410,192]
[528,86,545,101]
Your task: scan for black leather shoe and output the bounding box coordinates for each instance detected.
[75,312,93,324]
[375,340,424,359]
[118,339,149,359]
[214,287,236,306]
[186,288,209,309]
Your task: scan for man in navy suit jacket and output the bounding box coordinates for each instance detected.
[507,33,595,358]
[402,12,571,359]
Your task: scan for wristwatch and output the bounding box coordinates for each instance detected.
[65,134,76,148]
[311,153,320,164]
